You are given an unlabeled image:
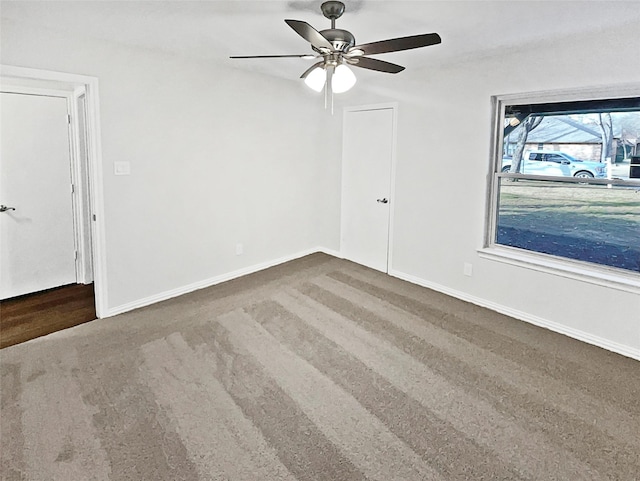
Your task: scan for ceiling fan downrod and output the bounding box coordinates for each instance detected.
[317,1,354,53]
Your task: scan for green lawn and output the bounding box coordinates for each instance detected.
[498,182,640,245]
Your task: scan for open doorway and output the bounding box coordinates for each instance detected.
[0,66,106,347]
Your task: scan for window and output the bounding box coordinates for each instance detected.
[546,154,564,163]
[484,87,640,289]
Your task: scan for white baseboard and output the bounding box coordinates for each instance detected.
[316,246,343,259]
[103,247,639,362]
[389,269,640,362]
[105,247,329,317]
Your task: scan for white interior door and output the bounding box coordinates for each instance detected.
[0,92,77,299]
[341,107,394,272]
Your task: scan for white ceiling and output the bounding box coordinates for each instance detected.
[3,0,640,81]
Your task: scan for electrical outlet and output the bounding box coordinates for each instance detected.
[463,262,473,277]
[236,243,243,255]
[114,161,131,175]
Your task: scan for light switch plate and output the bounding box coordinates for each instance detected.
[114,161,131,175]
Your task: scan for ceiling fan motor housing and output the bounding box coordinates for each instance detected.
[319,29,355,52]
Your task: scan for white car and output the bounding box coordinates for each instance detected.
[502,150,607,178]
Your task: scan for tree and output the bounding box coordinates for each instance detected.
[615,112,640,159]
[620,130,630,160]
[510,115,543,173]
[595,113,613,162]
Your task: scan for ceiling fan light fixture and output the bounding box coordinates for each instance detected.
[304,65,326,92]
[331,64,356,93]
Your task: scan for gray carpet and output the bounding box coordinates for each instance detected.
[1,253,639,480]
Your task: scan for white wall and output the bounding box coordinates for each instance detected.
[1,21,335,313]
[337,20,640,357]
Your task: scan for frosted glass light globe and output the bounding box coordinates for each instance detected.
[304,66,326,92]
[332,64,356,93]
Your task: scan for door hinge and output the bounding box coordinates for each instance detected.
[92,214,96,221]
[67,114,71,124]
[74,250,78,260]
[71,183,75,194]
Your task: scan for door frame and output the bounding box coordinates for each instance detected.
[71,87,94,285]
[1,65,107,317]
[340,102,398,273]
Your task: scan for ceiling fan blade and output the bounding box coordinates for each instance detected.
[285,19,334,51]
[348,57,405,74]
[300,61,325,79]
[350,33,441,56]
[230,54,316,59]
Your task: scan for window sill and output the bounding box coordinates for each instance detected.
[478,246,640,294]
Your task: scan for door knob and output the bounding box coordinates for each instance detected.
[0,205,16,212]
[376,198,389,204]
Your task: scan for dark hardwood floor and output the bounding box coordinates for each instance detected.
[0,283,96,349]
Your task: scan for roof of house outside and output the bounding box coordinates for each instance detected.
[508,117,601,144]
[506,113,640,145]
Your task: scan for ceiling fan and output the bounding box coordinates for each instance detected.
[230,1,441,107]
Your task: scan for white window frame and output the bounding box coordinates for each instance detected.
[479,83,640,294]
